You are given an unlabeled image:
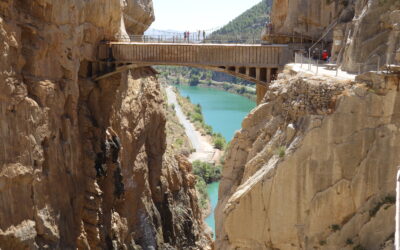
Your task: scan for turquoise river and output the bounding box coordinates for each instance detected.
[176,85,256,237]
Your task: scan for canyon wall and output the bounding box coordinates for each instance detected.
[266,0,400,73]
[0,0,210,249]
[218,1,400,249]
[268,0,345,39]
[216,67,400,250]
[333,0,400,73]
[219,2,399,244]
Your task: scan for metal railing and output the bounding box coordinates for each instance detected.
[111,34,262,44]
[295,52,399,76]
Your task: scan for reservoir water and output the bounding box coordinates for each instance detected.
[176,85,256,141]
[176,84,256,236]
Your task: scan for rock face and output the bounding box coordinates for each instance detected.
[334,0,400,73]
[269,0,344,39]
[0,0,209,249]
[216,68,400,249]
[123,0,155,35]
[265,0,400,73]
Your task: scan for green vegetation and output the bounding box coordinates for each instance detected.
[329,224,341,232]
[353,245,366,250]
[162,88,193,155]
[193,161,222,210]
[195,177,209,210]
[175,138,184,146]
[369,195,396,217]
[155,66,256,101]
[319,240,327,246]
[189,74,200,86]
[208,0,272,42]
[346,238,354,245]
[276,146,286,158]
[213,133,227,150]
[156,1,272,99]
[193,161,222,184]
[176,88,229,150]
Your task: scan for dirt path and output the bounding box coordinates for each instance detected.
[165,86,219,163]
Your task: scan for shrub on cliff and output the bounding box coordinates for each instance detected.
[191,112,203,123]
[204,124,213,135]
[195,177,209,210]
[213,133,226,150]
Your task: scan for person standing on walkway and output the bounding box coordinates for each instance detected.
[198,30,201,41]
[203,30,206,41]
[322,50,329,61]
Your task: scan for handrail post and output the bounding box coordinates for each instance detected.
[378,57,381,72]
[301,52,303,69]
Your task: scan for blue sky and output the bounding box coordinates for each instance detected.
[150,0,262,32]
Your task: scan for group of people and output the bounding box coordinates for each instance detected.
[183,30,207,42]
[298,48,331,63]
[309,48,330,62]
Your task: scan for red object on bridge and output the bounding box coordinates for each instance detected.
[322,50,329,61]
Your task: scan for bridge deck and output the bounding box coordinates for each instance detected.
[100,42,290,68]
[96,42,291,104]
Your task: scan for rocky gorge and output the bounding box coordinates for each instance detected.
[1,0,400,249]
[216,0,400,249]
[0,0,210,249]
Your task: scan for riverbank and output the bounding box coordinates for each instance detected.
[165,86,222,163]
[172,84,256,238]
[159,73,256,101]
[165,86,221,221]
[183,80,256,102]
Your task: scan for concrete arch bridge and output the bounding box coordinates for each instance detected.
[89,42,291,103]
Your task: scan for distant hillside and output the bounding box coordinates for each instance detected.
[208,0,272,42]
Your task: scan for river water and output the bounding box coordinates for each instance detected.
[176,84,256,237]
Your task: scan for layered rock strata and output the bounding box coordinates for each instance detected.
[268,0,346,40]
[0,0,210,249]
[216,68,400,249]
[333,0,400,72]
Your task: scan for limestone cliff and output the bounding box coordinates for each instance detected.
[216,68,400,249]
[268,0,346,40]
[333,0,400,73]
[0,0,209,249]
[265,0,400,73]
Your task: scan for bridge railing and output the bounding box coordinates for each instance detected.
[295,51,399,76]
[113,35,263,44]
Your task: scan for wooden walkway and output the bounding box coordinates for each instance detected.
[94,42,291,103]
